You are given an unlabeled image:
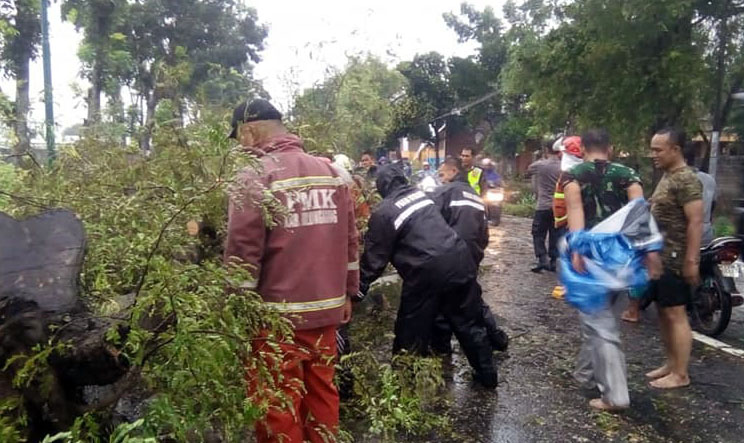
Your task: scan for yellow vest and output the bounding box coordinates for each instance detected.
[467,167,483,195]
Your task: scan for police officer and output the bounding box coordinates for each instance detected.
[460,147,487,197]
[430,158,509,353]
[358,163,498,388]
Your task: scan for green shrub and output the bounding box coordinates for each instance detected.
[713,216,736,237]
[503,203,534,218]
[0,161,21,211]
[340,281,451,441]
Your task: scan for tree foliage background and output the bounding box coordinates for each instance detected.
[290,56,407,157]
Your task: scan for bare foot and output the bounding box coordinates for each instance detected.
[589,398,628,412]
[645,365,671,379]
[621,310,639,323]
[649,373,690,389]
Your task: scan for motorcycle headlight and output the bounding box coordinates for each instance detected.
[486,190,504,203]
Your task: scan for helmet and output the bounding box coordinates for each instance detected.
[333,153,353,172]
[562,136,583,157]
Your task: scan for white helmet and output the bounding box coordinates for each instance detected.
[332,153,353,172]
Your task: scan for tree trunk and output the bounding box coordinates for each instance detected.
[86,67,102,125]
[107,86,128,147]
[139,91,158,153]
[709,6,730,180]
[13,56,31,158]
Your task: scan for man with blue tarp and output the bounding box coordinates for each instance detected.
[564,129,662,411]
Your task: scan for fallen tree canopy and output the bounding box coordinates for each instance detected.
[0,124,296,442]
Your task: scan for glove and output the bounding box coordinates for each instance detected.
[351,282,370,303]
[350,290,366,303]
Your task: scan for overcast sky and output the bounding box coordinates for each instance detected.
[1,0,502,133]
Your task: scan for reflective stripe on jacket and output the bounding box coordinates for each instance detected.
[431,173,489,265]
[360,164,476,293]
[553,172,568,228]
[224,134,359,330]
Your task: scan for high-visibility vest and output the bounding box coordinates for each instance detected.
[553,172,568,228]
[468,167,483,195]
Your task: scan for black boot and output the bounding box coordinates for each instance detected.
[531,255,549,273]
[548,258,557,272]
[482,306,509,352]
[474,369,499,388]
[488,327,509,352]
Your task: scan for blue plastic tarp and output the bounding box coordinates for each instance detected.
[559,198,663,313]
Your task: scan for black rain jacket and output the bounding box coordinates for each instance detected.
[430,172,489,265]
[360,164,476,293]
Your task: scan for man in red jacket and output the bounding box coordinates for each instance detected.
[224,99,359,443]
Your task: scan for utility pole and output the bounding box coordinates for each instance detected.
[41,0,55,165]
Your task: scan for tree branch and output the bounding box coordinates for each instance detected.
[0,190,53,210]
[128,181,223,315]
[81,367,142,413]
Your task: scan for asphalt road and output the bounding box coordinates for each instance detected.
[438,215,744,442]
[716,271,744,350]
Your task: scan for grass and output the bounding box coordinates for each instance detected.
[503,203,535,218]
[503,179,536,218]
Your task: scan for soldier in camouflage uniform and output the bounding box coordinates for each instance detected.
[564,129,662,411]
[646,128,703,390]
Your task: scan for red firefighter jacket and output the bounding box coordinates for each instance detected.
[224,134,359,330]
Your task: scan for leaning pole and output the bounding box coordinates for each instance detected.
[41,0,55,165]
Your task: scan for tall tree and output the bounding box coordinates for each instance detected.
[62,0,131,125]
[695,0,744,174]
[392,52,456,142]
[503,0,708,154]
[122,0,267,151]
[291,56,407,156]
[444,3,527,156]
[1,0,41,157]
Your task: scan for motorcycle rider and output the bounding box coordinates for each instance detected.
[481,158,502,188]
[430,157,509,353]
[358,163,498,388]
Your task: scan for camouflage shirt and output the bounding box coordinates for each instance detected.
[651,166,703,274]
[564,160,642,229]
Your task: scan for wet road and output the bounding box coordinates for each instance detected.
[421,215,744,442]
[717,270,744,350]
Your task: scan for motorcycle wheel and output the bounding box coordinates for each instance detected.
[489,206,501,227]
[690,275,733,337]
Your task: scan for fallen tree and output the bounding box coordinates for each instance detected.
[0,124,292,441]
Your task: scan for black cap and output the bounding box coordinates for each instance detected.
[228,99,283,139]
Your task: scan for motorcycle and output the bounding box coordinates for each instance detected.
[484,185,504,226]
[689,236,743,337]
[639,236,743,337]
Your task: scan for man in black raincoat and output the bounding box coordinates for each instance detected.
[429,158,509,354]
[358,163,498,387]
